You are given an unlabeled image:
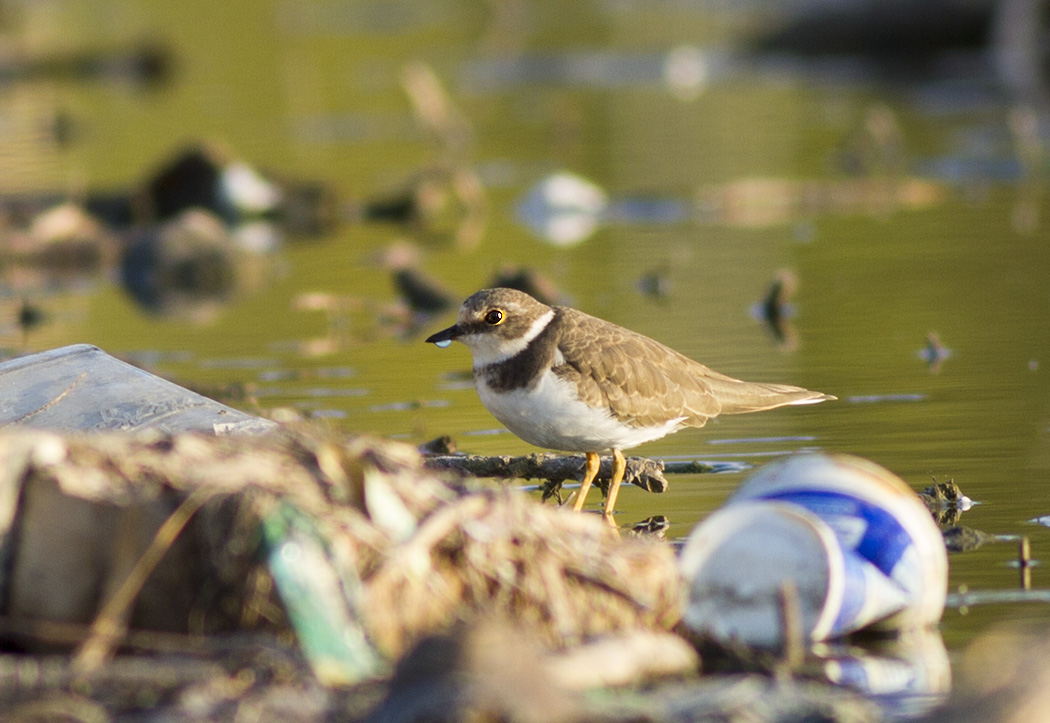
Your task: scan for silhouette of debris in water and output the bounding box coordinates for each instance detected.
[919,477,973,526]
[392,268,455,315]
[746,0,996,64]
[15,298,49,348]
[752,269,798,350]
[378,240,456,319]
[489,266,567,306]
[636,266,673,303]
[919,477,969,507]
[135,144,338,237]
[628,515,670,539]
[417,435,456,455]
[918,332,953,373]
[0,42,172,88]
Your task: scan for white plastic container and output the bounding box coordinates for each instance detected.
[0,344,274,435]
[727,453,948,629]
[679,453,948,647]
[679,500,910,646]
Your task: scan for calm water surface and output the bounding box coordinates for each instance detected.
[3,0,1050,705]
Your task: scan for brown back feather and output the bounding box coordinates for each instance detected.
[550,307,828,429]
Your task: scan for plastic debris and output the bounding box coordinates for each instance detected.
[680,453,948,647]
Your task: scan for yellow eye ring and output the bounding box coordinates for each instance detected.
[484,309,504,325]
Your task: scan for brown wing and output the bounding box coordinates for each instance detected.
[550,308,722,429]
[551,307,831,429]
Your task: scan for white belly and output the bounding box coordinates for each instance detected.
[476,369,685,452]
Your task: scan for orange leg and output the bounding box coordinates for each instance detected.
[572,451,601,512]
[603,449,626,519]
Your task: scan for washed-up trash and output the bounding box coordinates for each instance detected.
[679,500,910,647]
[680,453,948,647]
[0,343,275,435]
[0,345,679,667]
[262,503,386,684]
[0,428,680,678]
[515,171,607,246]
[920,476,973,526]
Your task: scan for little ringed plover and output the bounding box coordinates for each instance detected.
[426,288,834,519]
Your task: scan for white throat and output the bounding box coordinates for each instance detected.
[462,309,554,367]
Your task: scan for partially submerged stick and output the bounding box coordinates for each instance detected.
[422,453,745,495]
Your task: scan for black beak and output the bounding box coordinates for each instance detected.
[425,324,460,345]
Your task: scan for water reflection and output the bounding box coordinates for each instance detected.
[121,210,238,320]
[819,628,952,719]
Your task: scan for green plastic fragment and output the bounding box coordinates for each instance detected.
[263,504,385,685]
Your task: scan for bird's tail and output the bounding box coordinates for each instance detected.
[707,376,835,415]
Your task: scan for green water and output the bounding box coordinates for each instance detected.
[3,0,1050,702]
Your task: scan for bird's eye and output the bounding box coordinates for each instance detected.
[484,309,504,325]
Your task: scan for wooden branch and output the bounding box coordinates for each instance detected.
[422,453,744,495]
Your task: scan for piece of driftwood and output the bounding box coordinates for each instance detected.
[422,453,744,496]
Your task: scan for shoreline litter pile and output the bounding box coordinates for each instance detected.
[0,344,1033,722]
[0,428,681,663]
